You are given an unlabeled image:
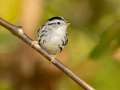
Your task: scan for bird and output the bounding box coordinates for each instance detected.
[36,16,70,59]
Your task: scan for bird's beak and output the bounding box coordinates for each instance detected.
[67,22,70,26]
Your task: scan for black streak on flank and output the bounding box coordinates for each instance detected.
[40,34,44,38]
[41,30,47,33]
[59,46,63,52]
[48,16,64,21]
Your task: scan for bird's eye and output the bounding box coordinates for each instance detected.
[57,22,60,25]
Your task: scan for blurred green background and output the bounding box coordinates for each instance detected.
[0,0,120,90]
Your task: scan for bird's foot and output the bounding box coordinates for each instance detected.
[50,55,56,63]
[31,41,40,48]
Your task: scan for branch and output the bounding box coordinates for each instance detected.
[0,17,95,90]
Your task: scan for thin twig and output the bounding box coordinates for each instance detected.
[0,17,95,90]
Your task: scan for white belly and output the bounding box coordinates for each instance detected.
[40,32,65,55]
[39,26,67,55]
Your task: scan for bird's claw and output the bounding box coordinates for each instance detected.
[31,41,40,48]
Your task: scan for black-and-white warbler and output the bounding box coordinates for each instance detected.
[36,16,69,56]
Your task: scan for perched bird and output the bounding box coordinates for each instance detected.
[36,16,69,57]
